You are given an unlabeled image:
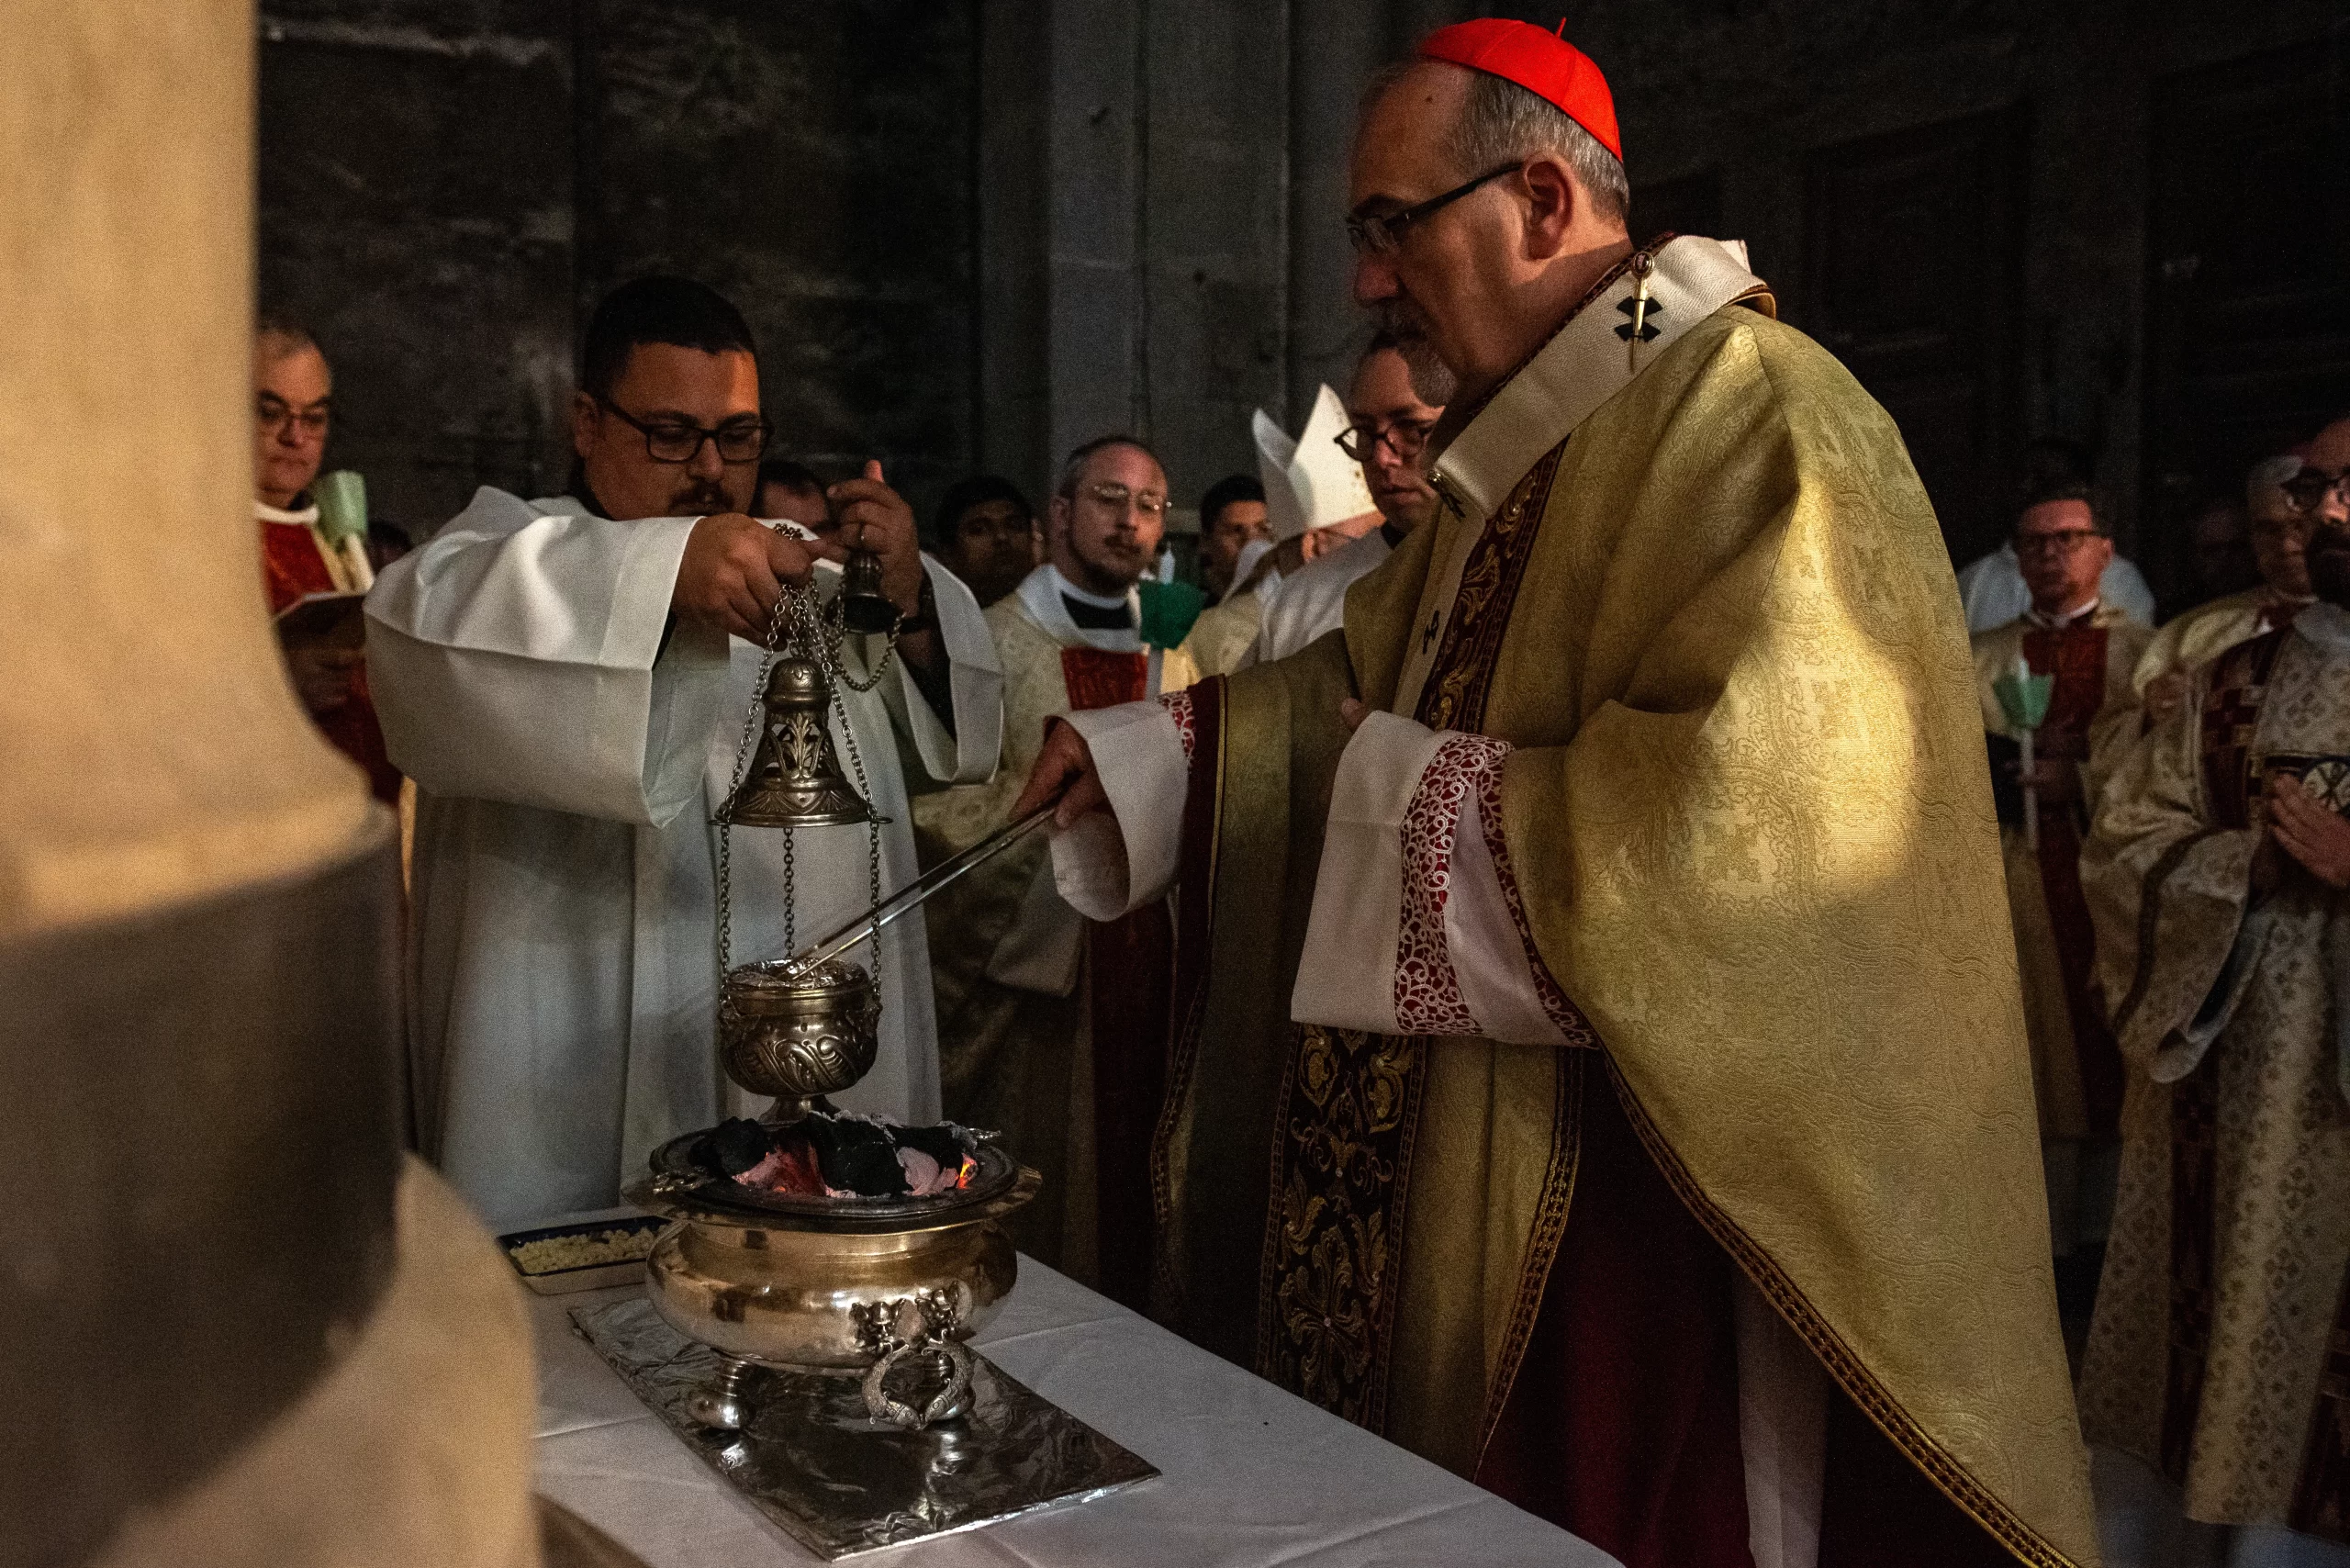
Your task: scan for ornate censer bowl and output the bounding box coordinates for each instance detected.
[717,957,881,1125]
[641,938,1043,1433]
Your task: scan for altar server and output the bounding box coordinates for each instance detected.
[367,277,1002,1229]
[913,435,1179,1303]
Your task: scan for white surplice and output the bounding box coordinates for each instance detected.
[365,487,1002,1231]
[1248,525,1395,666]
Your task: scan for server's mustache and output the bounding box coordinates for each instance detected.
[673,479,734,512]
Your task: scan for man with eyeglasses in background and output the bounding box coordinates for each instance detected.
[1954,437,2157,633]
[2077,409,2350,1563]
[1971,478,2151,1293]
[912,434,1180,1307]
[364,275,1002,1229]
[253,316,403,805]
[1251,331,1447,666]
[2132,454,2322,733]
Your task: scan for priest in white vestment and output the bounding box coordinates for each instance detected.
[1252,332,1447,666]
[366,278,1001,1230]
[912,436,1181,1302]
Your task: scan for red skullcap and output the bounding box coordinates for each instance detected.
[1416,18,1621,162]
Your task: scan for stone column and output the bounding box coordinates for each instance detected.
[0,4,549,1562]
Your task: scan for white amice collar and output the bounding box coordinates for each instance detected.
[1046,564,1133,610]
[2024,598,2101,630]
[255,498,320,526]
[2292,601,2350,659]
[1429,234,1774,521]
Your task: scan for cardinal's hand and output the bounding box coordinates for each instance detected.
[1010,718,1106,828]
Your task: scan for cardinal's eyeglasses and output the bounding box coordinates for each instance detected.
[1347,164,1520,257]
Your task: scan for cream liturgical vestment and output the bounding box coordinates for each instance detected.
[2130,588,2311,720]
[367,488,1002,1231]
[2080,606,2350,1545]
[1046,237,2099,1567]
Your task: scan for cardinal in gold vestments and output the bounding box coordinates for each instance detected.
[1017,25,2097,1568]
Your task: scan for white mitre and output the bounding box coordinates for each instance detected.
[1252,384,1376,542]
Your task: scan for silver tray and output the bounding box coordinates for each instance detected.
[570,1296,1157,1560]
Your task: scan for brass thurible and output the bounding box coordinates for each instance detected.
[715,654,873,828]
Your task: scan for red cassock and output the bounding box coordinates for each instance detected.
[260,519,401,804]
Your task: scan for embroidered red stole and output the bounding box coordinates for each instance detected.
[1059,646,1147,711]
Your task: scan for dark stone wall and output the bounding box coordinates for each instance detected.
[1490,0,2347,577]
[260,1,2341,581]
[258,1,975,537]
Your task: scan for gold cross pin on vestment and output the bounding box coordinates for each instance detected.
[1616,250,1662,373]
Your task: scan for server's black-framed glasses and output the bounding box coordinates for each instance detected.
[597,397,770,465]
[1347,163,1520,256]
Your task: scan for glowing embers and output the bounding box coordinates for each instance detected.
[688,1111,982,1201]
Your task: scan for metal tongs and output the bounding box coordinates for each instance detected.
[787,798,1063,971]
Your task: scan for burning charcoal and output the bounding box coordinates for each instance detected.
[698,1117,774,1177]
[805,1115,911,1196]
[738,1133,829,1195]
[892,1123,972,1169]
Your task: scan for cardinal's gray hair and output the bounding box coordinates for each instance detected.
[1365,61,1630,229]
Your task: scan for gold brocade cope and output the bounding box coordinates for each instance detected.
[1153,302,2098,1566]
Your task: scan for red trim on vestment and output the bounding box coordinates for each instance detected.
[2020,622,2123,1136]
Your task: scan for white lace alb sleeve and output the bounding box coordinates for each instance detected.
[1291,711,1588,1046]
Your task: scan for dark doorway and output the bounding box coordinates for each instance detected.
[2143,37,2350,615]
[1802,106,2030,569]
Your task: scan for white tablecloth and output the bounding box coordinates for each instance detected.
[533,1259,1614,1566]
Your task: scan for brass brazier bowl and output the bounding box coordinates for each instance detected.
[624,1143,1039,1431]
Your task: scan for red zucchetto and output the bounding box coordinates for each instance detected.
[1416,18,1621,162]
